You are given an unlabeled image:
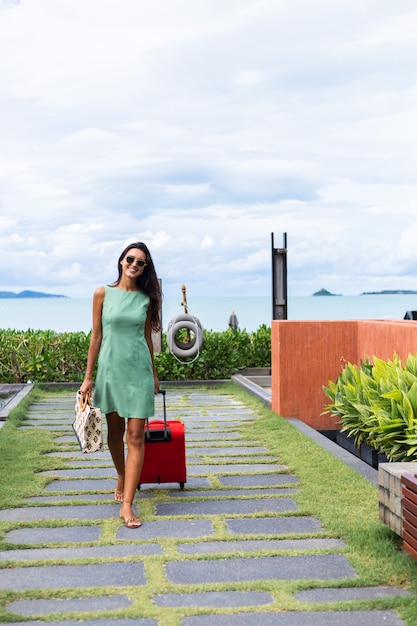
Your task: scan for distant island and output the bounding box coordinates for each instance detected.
[360,290,417,295]
[313,288,417,297]
[313,288,342,296]
[0,290,67,299]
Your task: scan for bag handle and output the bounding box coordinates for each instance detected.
[77,390,92,411]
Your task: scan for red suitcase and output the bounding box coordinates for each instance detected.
[138,390,187,489]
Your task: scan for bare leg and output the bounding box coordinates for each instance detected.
[106,412,126,501]
[120,418,145,528]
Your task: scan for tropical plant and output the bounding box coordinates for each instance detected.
[323,353,417,461]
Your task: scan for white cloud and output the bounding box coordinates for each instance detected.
[0,0,417,300]
[201,236,214,248]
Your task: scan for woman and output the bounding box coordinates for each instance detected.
[80,242,162,529]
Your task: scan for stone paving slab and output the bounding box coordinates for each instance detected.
[177,414,237,421]
[26,416,73,421]
[6,594,132,617]
[54,435,81,443]
[186,422,246,428]
[166,554,356,584]
[168,488,299,498]
[53,458,114,466]
[178,538,346,554]
[27,409,73,415]
[154,590,273,607]
[29,401,73,407]
[0,617,156,626]
[167,394,238,402]
[39,468,117,477]
[47,450,113,458]
[20,424,72,430]
[188,463,287,475]
[116,519,214,540]
[28,408,71,412]
[0,561,146,591]
[192,456,279,464]
[225,516,323,535]
[181,611,405,626]
[43,477,209,492]
[41,464,287,479]
[186,432,241,440]
[0,543,162,561]
[219,474,299,486]
[43,479,125,492]
[66,459,116,468]
[294,586,412,602]
[156,498,298,516]
[0,504,119,522]
[184,419,255,425]
[26,492,155,503]
[186,446,270,455]
[27,409,70,415]
[5,525,101,544]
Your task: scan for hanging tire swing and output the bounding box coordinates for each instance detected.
[167,313,204,361]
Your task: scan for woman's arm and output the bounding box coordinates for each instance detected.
[79,286,105,396]
[145,305,159,394]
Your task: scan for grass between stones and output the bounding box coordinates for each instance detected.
[0,383,417,624]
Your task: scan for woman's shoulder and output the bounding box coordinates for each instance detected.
[93,285,106,301]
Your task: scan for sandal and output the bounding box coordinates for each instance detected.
[119,501,142,529]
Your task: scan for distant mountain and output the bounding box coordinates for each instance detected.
[313,288,342,296]
[0,290,67,299]
[360,290,417,295]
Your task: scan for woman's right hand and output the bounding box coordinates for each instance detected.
[79,378,93,397]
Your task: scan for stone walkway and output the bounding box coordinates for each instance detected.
[0,387,412,625]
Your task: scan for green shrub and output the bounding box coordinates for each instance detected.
[0,329,90,383]
[0,326,271,384]
[323,353,417,461]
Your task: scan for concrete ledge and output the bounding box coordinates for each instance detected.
[231,370,271,408]
[0,383,34,421]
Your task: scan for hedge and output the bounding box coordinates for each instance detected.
[0,325,271,384]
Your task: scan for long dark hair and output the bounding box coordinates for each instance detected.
[115,242,162,332]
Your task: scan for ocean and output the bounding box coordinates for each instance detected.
[1,294,417,334]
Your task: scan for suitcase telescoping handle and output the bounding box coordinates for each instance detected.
[144,389,171,442]
[158,389,167,436]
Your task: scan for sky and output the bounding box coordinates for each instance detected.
[1,0,417,300]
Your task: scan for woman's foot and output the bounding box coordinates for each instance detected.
[119,501,142,529]
[114,475,125,502]
[114,490,124,502]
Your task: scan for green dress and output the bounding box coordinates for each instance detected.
[94,285,155,418]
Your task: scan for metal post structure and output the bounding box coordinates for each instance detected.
[271,232,288,320]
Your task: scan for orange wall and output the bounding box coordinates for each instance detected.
[271,320,417,430]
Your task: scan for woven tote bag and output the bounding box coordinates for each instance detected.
[72,390,104,453]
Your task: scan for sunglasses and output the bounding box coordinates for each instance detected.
[126,255,147,268]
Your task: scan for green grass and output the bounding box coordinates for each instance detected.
[1,383,417,624]
[0,386,60,507]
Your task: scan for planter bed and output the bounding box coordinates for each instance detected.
[319,430,388,470]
